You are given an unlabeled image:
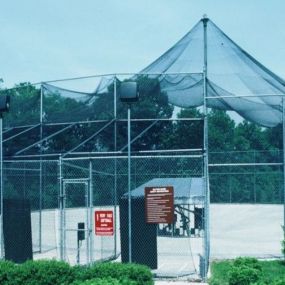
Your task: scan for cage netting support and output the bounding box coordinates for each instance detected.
[202,15,210,280]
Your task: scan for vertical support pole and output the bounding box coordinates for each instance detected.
[39,84,43,252]
[85,181,90,265]
[59,155,65,260]
[202,15,210,280]
[254,150,256,203]
[0,116,3,258]
[113,76,118,256]
[128,106,132,263]
[283,97,285,238]
[89,160,94,264]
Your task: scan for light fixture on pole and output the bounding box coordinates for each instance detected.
[0,94,10,258]
[119,81,138,263]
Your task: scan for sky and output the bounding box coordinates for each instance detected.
[1,0,285,90]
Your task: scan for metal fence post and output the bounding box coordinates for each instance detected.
[0,116,3,259]
[202,15,210,280]
[114,76,118,256]
[89,159,94,264]
[128,106,132,263]
[59,155,64,260]
[282,96,285,236]
[39,84,43,253]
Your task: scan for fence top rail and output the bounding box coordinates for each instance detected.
[69,148,203,156]
[3,159,59,163]
[209,162,283,167]
[61,154,204,161]
[62,178,89,183]
[2,72,203,90]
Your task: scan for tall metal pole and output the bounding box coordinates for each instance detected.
[114,76,118,256]
[202,14,210,280]
[0,116,3,258]
[89,159,94,264]
[86,180,90,265]
[128,106,132,263]
[282,97,285,239]
[39,84,43,252]
[59,155,64,260]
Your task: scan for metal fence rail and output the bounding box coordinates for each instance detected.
[0,150,283,278]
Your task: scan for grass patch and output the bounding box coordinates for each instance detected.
[210,258,285,285]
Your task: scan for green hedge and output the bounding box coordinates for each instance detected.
[71,277,135,285]
[73,263,153,285]
[228,258,262,285]
[0,260,153,285]
[0,260,75,285]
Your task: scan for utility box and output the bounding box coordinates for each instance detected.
[77,222,85,241]
[119,197,157,269]
[3,199,33,263]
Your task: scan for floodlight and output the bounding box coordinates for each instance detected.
[119,82,138,103]
[0,95,10,114]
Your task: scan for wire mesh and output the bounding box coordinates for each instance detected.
[0,70,283,279]
[1,160,59,258]
[60,154,204,276]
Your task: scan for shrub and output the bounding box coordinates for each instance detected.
[74,263,153,285]
[20,259,75,285]
[228,265,260,285]
[233,257,262,272]
[274,279,285,285]
[71,277,135,285]
[0,260,153,285]
[253,279,285,285]
[0,259,75,285]
[0,261,16,284]
[228,258,263,285]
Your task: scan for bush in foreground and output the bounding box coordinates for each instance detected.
[71,277,136,285]
[228,265,260,285]
[0,260,75,285]
[74,262,153,285]
[0,260,153,285]
[228,257,262,285]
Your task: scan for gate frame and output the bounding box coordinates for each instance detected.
[59,159,93,265]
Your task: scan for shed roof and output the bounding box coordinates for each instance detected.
[124,177,204,200]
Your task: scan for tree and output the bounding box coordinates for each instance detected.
[90,76,174,152]
[234,121,268,151]
[208,109,236,151]
[161,108,203,150]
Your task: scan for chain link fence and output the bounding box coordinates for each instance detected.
[0,148,283,277]
[2,160,59,258]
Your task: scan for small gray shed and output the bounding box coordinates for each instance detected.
[125,177,205,205]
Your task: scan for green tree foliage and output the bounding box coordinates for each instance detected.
[161,108,203,150]
[91,76,173,152]
[209,109,236,151]
[2,79,284,206]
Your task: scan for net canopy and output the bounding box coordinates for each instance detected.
[3,17,285,158]
[37,17,285,127]
[139,18,285,127]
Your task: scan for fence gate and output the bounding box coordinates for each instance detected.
[61,178,93,265]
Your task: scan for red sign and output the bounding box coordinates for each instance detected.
[95,210,114,236]
[145,186,174,224]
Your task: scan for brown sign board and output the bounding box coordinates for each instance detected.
[145,186,174,224]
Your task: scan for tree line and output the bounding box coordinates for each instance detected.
[1,77,283,206]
